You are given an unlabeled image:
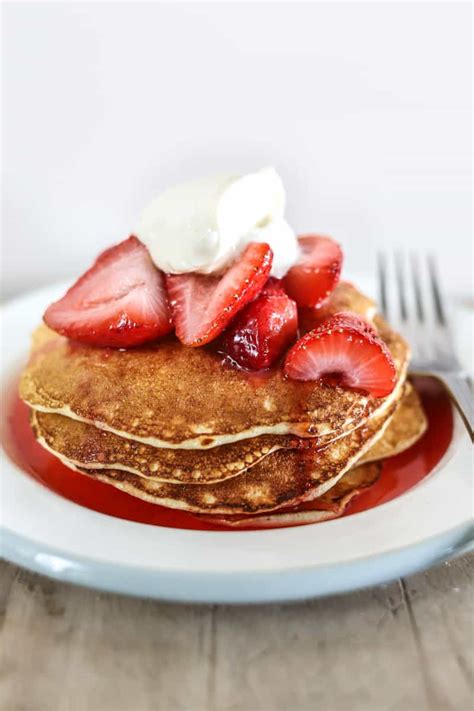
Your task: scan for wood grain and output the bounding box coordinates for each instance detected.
[0,556,472,711]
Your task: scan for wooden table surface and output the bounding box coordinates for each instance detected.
[0,555,472,711]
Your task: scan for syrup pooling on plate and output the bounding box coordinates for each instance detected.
[2,379,221,531]
[2,377,453,531]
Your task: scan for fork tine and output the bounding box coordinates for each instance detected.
[377,250,472,438]
[394,251,408,322]
[409,251,430,366]
[377,252,388,318]
[410,252,424,322]
[378,251,403,331]
[393,251,421,361]
[427,254,447,326]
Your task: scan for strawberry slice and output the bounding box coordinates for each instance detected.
[284,311,396,397]
[166,242,273,347]
[327,311,378,337]
[44,236,172,348]
[220,291,298,370]
[284,235,343,308]
[261,277,286,296]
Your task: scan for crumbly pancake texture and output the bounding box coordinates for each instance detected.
[359,382,427,464]
[21,284,409,449]
[35,402,396,514]
[198,462,381,528]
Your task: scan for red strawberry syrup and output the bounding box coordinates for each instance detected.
[1,377,453,531]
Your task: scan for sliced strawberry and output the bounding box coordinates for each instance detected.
[328,311,378,337]
[284,311,396,397]
[166,242,273,347]
[261,277,286,296]
[44,236,172,348]
[284,235,343,308]
[220,292,298,370]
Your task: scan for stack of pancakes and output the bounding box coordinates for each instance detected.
[20,283,427,528]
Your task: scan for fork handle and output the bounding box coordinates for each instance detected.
[432,372,473,442]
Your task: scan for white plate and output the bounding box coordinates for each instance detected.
[1,283,472,603]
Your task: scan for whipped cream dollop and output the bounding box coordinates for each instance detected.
[135,167,299,278]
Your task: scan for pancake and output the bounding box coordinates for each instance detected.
[30,411,343,484]
[30,372,408,485]
[359,381,427,464]
[20,284,409,449]
[196,384,427,527]
[198,462,382,528]
[34,400,397,515]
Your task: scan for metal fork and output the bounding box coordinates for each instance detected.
[377,252,473,441]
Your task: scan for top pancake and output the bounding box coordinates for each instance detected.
[20,283,409,449]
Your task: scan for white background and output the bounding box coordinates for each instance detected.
[2,1,472,299]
